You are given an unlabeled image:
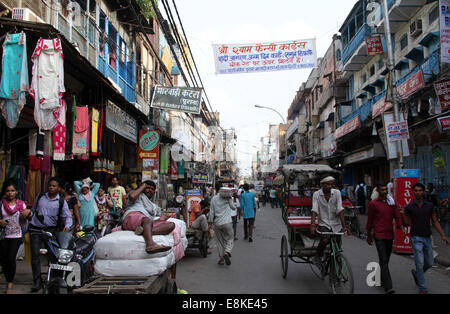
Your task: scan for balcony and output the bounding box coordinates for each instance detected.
[338,91,386,127]
[376,0,427,33]
[396,49,439,87]
[317,87,335,112]
[342,23,372,67]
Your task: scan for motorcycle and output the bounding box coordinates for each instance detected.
[29,213,97,294]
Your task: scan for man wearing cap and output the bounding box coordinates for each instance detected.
[310,176,348,266]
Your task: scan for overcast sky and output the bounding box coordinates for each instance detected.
[172,0,358,176]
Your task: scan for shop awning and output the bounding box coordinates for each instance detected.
[316,121,325,129]
[326,112,335,122]
[394,58,409,70]
[419,31,439,47]
[405,46,424,61]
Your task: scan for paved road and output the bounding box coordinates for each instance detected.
[176,203,450,294]
[2,203,449,294]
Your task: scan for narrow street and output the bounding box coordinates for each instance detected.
[177,203,450,294]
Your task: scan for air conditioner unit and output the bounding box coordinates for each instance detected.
[12,8,45,23]
[409,19,422,37]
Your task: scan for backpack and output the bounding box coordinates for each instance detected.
[357,186,366,200]
[33,193,65,231]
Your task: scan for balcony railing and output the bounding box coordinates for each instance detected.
[342,24,372,65]
[396,50,439,87]
[339,91,385,127]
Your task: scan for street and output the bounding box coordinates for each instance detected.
[176,203,450,294]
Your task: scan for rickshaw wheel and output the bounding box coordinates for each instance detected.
[281,235,288,278]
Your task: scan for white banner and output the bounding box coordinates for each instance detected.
[212,39,317,75]
[382,112,410,159]
[440,0,450,63]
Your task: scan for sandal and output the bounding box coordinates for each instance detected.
[145,244,171,254]
[218,259,225,265]
[223,253,231,265]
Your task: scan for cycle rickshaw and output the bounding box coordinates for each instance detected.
[279,164,354,294]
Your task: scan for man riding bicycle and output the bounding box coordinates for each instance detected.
[310,176,349,266]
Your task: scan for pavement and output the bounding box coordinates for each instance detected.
[356,213,450,268]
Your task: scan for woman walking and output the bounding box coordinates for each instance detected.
[208,185,236,266]
[61,183,80,228]
[74,177,100,230]
[94,186,114,237]
[0,181,31,294]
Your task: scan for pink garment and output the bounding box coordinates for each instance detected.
[52,102,66,161]
[73,106,89,155]
[1,202,26,239]
[170,223,185,262]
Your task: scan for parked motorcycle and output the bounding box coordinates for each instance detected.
[29,214,97,294]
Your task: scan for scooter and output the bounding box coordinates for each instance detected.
[29,213,97,294]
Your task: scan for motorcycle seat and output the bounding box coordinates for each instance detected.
[75,235,96,256]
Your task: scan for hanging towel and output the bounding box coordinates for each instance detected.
[29,38,65,130]
[0,32,29,128]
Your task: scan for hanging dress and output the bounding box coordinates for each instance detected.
[0,32,29,128]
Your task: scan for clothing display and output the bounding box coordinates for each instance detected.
[73,106,89,155]
[0,32,29,128]
[91,108,100,156]
[29,38,65,130]
[53,100,67,161]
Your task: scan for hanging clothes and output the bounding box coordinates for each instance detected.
[0,32,29,128]
[36,129,45,158]
[53,100,67,161]
[65,95,76,157]
[91,108,99,156]
[72,106,89,155]
[29,38,65,130]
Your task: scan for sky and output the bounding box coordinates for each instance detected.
[171,0,359,177]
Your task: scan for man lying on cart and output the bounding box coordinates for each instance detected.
[310,176,349,266]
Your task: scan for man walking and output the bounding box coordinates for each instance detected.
[355,182,367,214]
[29,177,72,292]
[399,183,449,294]
[208,185,236,266]
[269,186,277,208]
[366,182,406,294]
[310,176,348,265]
[108,175,127,216]
[240,184,256,242]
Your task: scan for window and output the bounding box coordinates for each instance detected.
[370,65,375,77]
[429,6,439,24]
[108,23,118,70]
[400,34,408,51]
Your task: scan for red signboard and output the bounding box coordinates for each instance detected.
[138,130,160,159]
[365,35,384,55]
[397,70,425,99]
[393,177,418,254]
[335,115,361,139]
[437,115,450,133]
[372,97,393,118]
[434,79,450,112]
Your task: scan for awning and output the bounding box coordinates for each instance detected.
[316,121,325,129]
[326,112,335,122]
[356,91,368,99]
[372,78,385,87]
[394,59,409,70]
[419,31,439,47]
[362,84,376,94]
[405,46,424,61]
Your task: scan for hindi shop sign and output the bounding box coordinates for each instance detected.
[372,97,393,118]
[192,172,209,184]
[151,85,203,115]
[437,115,450,132]
[365,35,384,55]
[334,115,361,139]
[397,70,425,99]
[212,39,317,75]
[434,79,450,111]
[105,101,138,143]
[440,0,450,63]
[387,120,409,142]
[138,130,160,159]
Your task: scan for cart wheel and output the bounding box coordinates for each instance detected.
[280,235,288,279]
[329,254,354,294]
[199,235,208,258]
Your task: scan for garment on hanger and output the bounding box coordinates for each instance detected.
[91,108,99,156]
[53,100,67,161]
[29,38,65,130]
[73,106,89,155]
[0,32,29,128]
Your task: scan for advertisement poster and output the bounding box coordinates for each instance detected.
[393,169,419,254]
[212,38,317,74]
[386,120,409,142]
[138,130,160,159]
[192,172,209,184]
[434,79,450,111]
[186,190,203,226]
[365,35,384,55]
[440,0,450,63]
[382,112,410,159]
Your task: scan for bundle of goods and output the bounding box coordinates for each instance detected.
[219,187,234,198]
[94,218,187,277]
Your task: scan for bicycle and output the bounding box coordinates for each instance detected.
[311,229,354,294]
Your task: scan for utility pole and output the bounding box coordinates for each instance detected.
[381,0,404,172]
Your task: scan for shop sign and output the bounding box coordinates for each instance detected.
[372,97,393,118]
[396,70,424,99]
[393,169,419,254]
[171,159,178,180]
[105,101,138,143]
[382,112,410,159]
[138,130,160,159]
[186,190,203,226]
[365,35,383,55]
[151,85,203,115]
[437,115,450,133]
[334,115,361,139]
[192,172,209,183]
[386,120,409,142]
[434,79,450,111]
[440,0,450,63]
